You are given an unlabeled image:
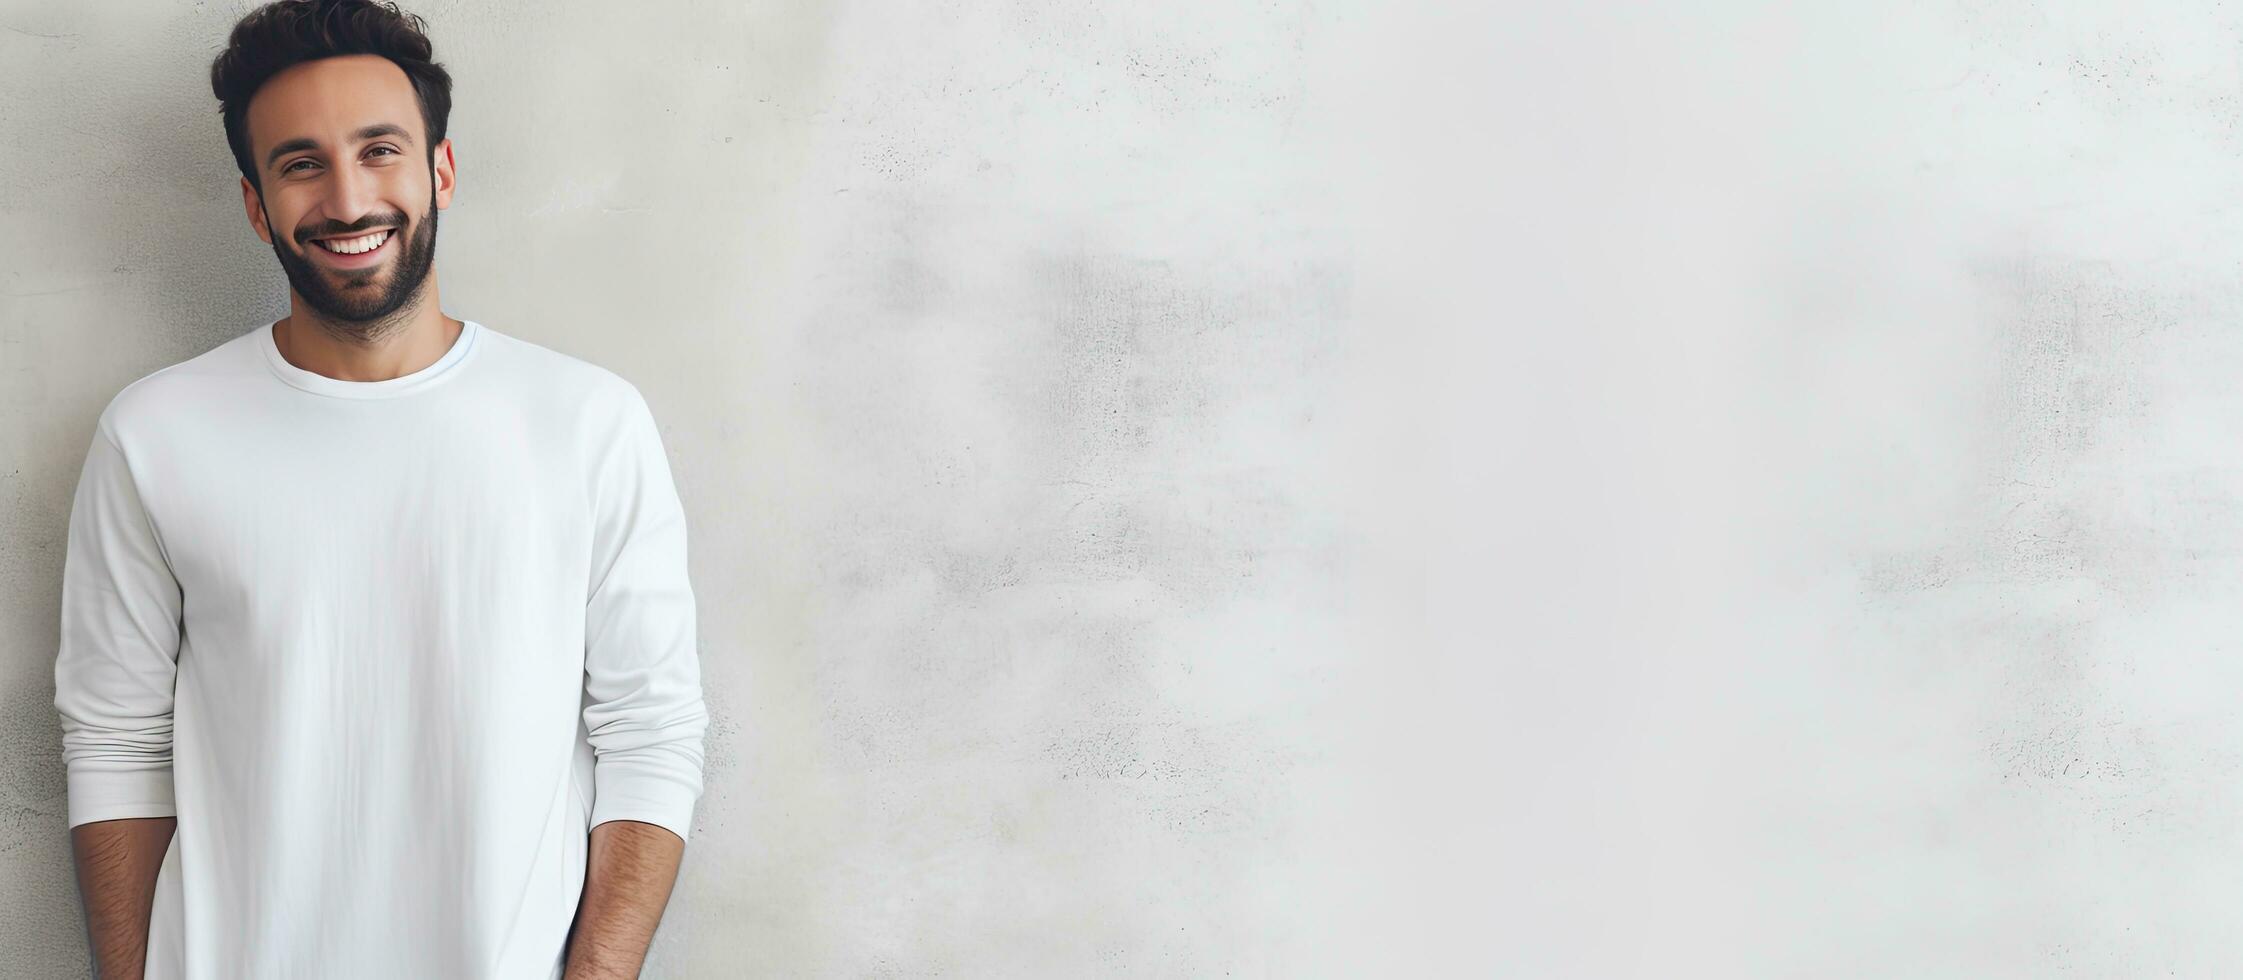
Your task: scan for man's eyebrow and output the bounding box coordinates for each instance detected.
[264,122,415,170]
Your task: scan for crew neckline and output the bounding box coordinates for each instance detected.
[257,317,482,399]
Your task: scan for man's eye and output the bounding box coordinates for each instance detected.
[282,147,397,174]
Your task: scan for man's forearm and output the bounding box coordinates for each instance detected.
[563,818,687,979]
[71,815,175,980]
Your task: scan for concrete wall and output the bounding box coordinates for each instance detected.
[18,0,2212,977]
[1344,2,2243,976]
[0,0,1378,976]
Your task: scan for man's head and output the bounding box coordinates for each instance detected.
[210,0,454,328]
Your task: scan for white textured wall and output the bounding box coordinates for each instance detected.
[1350,2,2243,977]
[19,0,2228,977]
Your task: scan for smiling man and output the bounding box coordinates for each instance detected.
[52,2,709,978]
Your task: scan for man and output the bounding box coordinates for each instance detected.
[53,2,709,977]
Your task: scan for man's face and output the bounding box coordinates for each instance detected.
[241,54,454,327]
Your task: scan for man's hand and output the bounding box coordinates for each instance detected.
[71,815,175,980]
[562,818,687,979]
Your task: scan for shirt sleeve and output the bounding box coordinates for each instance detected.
[582,385,709,844]
[53,422,183,829]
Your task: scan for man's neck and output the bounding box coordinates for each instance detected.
[274,293,462,384]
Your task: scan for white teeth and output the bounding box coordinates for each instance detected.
[316,230,390,255]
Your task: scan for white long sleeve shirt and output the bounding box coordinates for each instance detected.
[53,317,708,979]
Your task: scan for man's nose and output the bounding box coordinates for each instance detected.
[323,161,383,230]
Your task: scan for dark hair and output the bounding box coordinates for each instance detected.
[210,0,452,192]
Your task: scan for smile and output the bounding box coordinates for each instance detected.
[309,229,394,266]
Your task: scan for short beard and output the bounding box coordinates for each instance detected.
[264,182,440,343]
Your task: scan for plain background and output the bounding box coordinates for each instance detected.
[8,0,2230,977]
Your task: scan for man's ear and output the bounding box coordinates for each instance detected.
[433,138,455,211]
[242,176,272,246]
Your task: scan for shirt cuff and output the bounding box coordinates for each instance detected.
[589,762,701,844]
[67,768,176,828]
